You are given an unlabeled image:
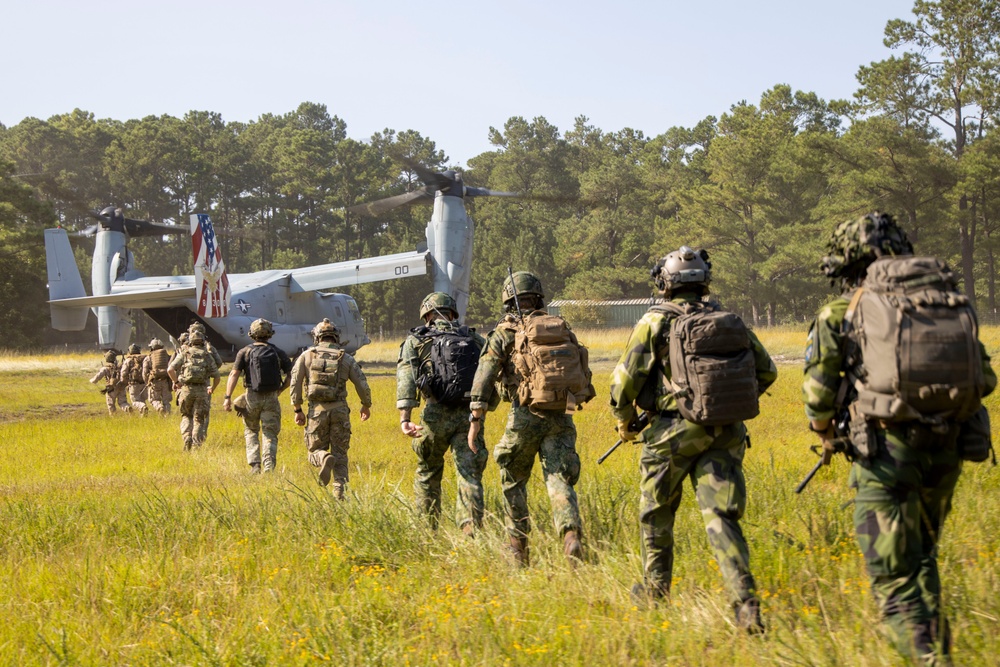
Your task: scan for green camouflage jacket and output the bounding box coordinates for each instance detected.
[802,294,997,421]
[609,294,778,423]
[469,311,546,412]
[396,319,486,409]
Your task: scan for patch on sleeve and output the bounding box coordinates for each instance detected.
[804,327,815,364]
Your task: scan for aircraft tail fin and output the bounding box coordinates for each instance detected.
[44,228,89,331]
[191,214,230,318]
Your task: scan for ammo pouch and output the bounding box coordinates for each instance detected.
[957,406,995,464]
[847,402,878,461]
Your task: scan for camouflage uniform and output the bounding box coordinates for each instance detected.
[169,345,220,450]
[470,311,583,542]
[397,319,488,529]
[120,352,149,415]
[90,361,130,414]
[230,342,293,472]
[610,292,777,607]
[804,295,996,660]
[142,349,173,415]
[290,341,371,497]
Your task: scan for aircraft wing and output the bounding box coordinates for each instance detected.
[48,279,195,308]
[288,250,430,293]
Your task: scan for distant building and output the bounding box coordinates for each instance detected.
[547,299,658,328]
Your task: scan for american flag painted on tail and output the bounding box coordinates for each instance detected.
[191,214,230,318]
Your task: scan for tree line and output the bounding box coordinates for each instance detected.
[2,0,999,349]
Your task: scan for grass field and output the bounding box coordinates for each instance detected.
[2,327,999,665]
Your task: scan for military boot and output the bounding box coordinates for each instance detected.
[508,535,529,567]
[630,581,669,607]
[318,454,335,487]
[331,482,345,501]
[735,597,765,635]
[249,463,261,475]
[563,530,583,565]
[461,522,476,538]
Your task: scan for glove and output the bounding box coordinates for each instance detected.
[617,419,639,442]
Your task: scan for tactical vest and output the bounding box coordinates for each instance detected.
[847,256,983,423]
[149,349,170,380]
[180,347,210,385]
[104,362,119,387]
[414,325,480,406]
[306,346,348,402]
[125,355,146,385]
[641,301,760,426]
[510,312,595,412]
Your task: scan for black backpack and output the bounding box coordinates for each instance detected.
[246,344,283,392]
[415,326,481,407]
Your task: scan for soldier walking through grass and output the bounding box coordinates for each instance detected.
[223,319,292,474]
[609,246,776,632]
[803,213,996,663]
[467,271,595,566]
[142,338,172,415]
[290,318,371,499]
[168,329,221,450]
[397,292,487,535]
[120,343,149,415]
[90,350,130,414]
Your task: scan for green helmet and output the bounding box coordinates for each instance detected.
[127,343,141,355]
[653,246,711,295]
[419,292,459,319]
[502,271,544,304]
[149,338,163,350]
[249,318,274,341]
[188,321,206,334]
[189,330,206,345]
[821,212,913,284]
[104,351,116,363]
[312,318,340,343]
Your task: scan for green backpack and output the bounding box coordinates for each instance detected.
[180,347,210,385]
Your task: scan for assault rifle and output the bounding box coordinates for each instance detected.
[795,410,852,494]
[598,411,651,464]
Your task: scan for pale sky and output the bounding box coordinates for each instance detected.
[3,0,917,166]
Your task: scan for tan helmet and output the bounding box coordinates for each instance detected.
[188,321,206,334]
[104,350,117,364]
[189,330,206,345]
[127,343,141,355]
[312,318,340,343]
[249,318,274,341]
[501,271,544,305]
[419,292,459,320]
[149,338,163,350]
[178,332,190,346]
[652,246,711,296]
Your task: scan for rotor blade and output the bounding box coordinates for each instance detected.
[396,156,452,191]
[72,224,100,238]
[87,209,113,224]
[347,188,434,217]
[464,187,520,198]
[123,218,188,237]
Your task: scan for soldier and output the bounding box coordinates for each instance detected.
[142,338,172,415]
[290,318,372,499]
[188,322,223,368]
[120,343,149,415]
[804,213,996,662]
[223,319,293,474]
[397,292,488,534]
[90,350,130,414]
[167,329,221,450]
[609,246,776,631]
[467,271,595,566]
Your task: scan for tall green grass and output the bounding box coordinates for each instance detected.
[1,328,999,665]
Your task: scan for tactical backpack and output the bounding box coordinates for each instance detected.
[149,348,170,380]
[848,256,983,423]
[511,313,595,412]
[180,347,210,385]
[306,346,348,402]
[125,355,146,385]
[246,343,284,392]
[415,326,481,407]
[652,301,760,426]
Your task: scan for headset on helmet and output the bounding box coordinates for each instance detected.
[419,292,459,320]
[178,332,189,345]
[189,330,206,345]
[652,246,711,295]
[249,318,274,340]
[821,212,913,285]
[312,318,340,342]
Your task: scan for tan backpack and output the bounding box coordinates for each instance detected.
[848,256,983,423]
[149,349,170,380]
[511,313,595,412]
[306,346,348,402]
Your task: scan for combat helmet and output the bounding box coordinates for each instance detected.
[419,292,459,320]
[652,246,711,295]
[312,318,340,343]
[178,332,190,346]
[128,343,141,355]
[104,350,117,364]
[189,330,206,345]
[249,318,274,341]
[188,321,206,334]
[149,338,164,350]
[821,212,913,286]
[502,271,544,305]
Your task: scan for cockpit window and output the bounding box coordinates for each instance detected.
[335,306,343,320]
[347,299,362,322]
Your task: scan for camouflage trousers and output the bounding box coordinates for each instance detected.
[178,385,211,450]
[493,407,581,539]
[147,378,172,415]
[639,414,756,606]
[305,402,352,493]
[105,385,130,414]
[242,390,282,471]
[126,384,148,415]
[850,424,962,662]
[412,402,488,529]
